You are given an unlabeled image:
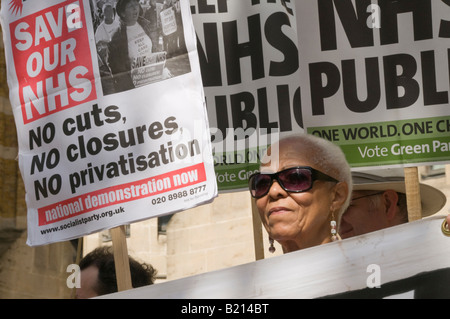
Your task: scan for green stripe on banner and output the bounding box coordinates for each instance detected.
[214,162,260,191]
[307,116,450,167]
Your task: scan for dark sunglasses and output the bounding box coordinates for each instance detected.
[248,166,339,199]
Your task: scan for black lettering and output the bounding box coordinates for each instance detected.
[164,116,179,135]
[379,0,433,45]
[90,104,104,127]
[86,137,102,155]
[223,15,264,85]
[75,110,92,132]
[276,85,292,131]
[318,0,373,51]
[257,87,278,132]
[197,23,222,87]
[29,122,56,150]
[439,0,450,38]
[383,54,419,109]
[265,12,298,76]
[342,57,380,112]
[194,0,228,14]
[103,133,119,151]
[292,87,303,128]
[421,50,449,106]
[309,61,341,115]
[231,91,257,130]
[148,121,163,139]
[197,0,215,13]
[62,118,76,136]
[104,105,121,123]
[214,95,229,139]
[34,174,62,200]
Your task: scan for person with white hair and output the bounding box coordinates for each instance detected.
[248,134,352,253]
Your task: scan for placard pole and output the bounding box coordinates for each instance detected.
[404,167,422,222]
[251,198,265,260]
[71,237,83,299]
[110,225,133,292]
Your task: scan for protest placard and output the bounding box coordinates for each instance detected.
[190,0,303,191]
[192,0,450,193]
[160,6,177,36]
[0,0,217,246]
[296,0,450,168]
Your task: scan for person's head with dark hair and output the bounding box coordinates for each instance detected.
[76,246,157,298]
[115,0,141,25]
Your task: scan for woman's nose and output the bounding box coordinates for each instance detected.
[267,179,288,198]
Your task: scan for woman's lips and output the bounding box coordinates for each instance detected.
[268,207,290,217]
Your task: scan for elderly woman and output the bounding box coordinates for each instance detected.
[248,134,352,253]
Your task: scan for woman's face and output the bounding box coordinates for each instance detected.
[121,0,140,25]
[256,140,337,251]
[103,5,114,22]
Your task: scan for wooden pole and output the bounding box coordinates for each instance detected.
[110,225,133,292]
[251,198,265,261]
[71,237,83,299]
[404,167,422,222]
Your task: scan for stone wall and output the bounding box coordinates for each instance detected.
[0,231,77,299]
[0,23,77,300]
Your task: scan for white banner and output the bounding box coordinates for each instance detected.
[100,217,450,299]
[190,0,302,191]
[296,0,450,168]
[0,0,217,246]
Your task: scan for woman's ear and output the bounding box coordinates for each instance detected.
[330,181,349,212]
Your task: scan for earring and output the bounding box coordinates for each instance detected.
[268,237,276,253]
[331,220,338,241]
[330,212,338,241]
